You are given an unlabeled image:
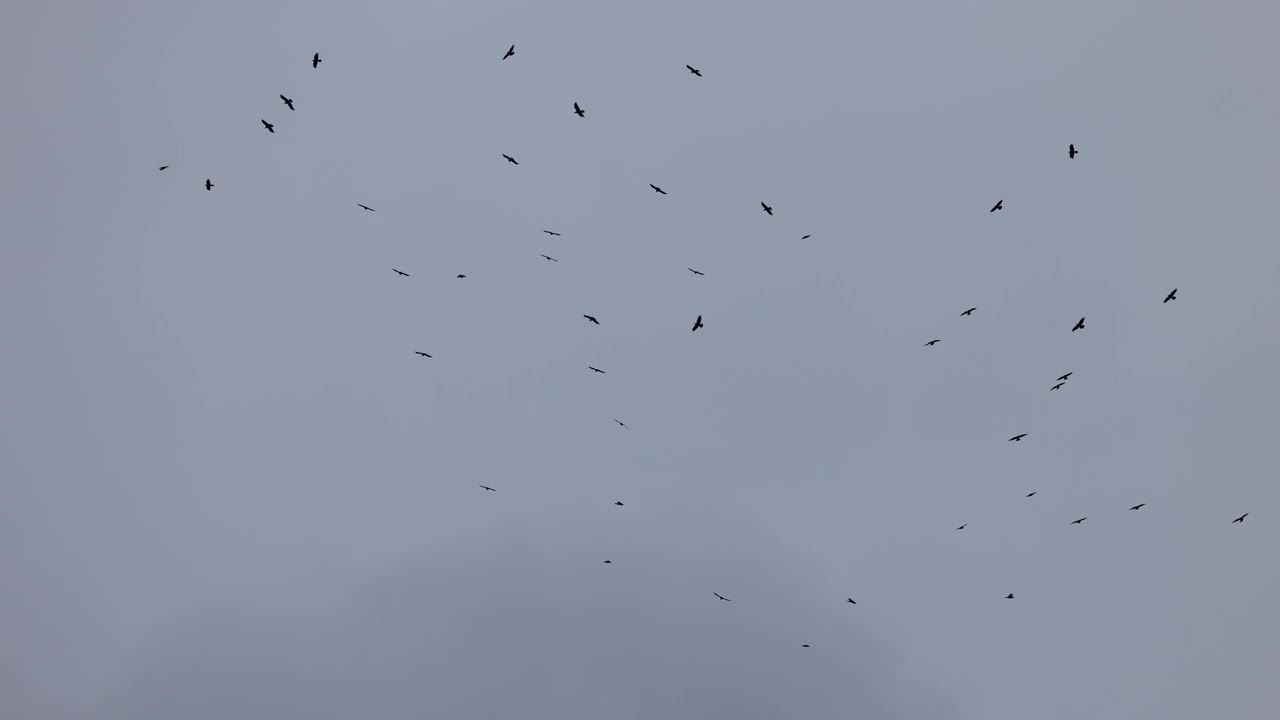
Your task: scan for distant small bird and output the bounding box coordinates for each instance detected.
[1057,372,1073,382]
[846,598,856,604]
[1006,593,1015,599]
[543,230,562,236]
[357,204,375,212]
[393,269,410,277]
[158,165,169,171]
[502,154,519,165]
[540,254,558,262]
[925,339,941,346]
[801,644,811,648]
[414,352,432,358]
[956,524,967,530]
[686,64,702,76]
[614,501,624,506]
[649,183,667,195]
[280,95,295,110]
[800,234,812,239]
[1071,517,1087,524]
[573,102,585,118]
[1026,492,1038,497]
[583,314,600,325]
[688,268,705,276]
[502,44,515,60]
[613,418,628,429]
[1129,503,1146,511]
[312,53,321,68]
[588,366,605,374]
[961,307,976,316]
[1164,288,1177,303]
[1072,317,1086,332]
[1009,434,1027,442]
[261,119,275,133]
[990,199,1003,212]
[1068,144,1078,159]
[456,274,466,279]
[205,179,214,191]
[761,202,773,215]
[713,592,731,602]
[1051,382,1064,391]
[1232,513,1248,523]
[602,560,612,564]
[478,485,495,491]
[691,315,704,332]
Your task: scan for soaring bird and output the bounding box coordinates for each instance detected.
[583,314,600,325]
[956,524,967,530]
[688,268,705,276]
[540,254,558,262]
[1051,382,1065,391]
[502,154,519,165]
[801,234,812,239]
[691,315,704,332]
[614,501,624,506]
[1232,513,1248,523]
[925,339,941,346]
[414,352,432,358]
[393,268,410,277]
[713,592,731,602]
[573,102,585,117]
[761,202,773,215]
[543,229,562,236]
[280,95,294,110]
[1129,503,1146,511]
[649,183,667,195]
[1072,317,1086,332]
[602,560,612,564]
[1009,434,1027,442]
[312,52,321,68]
[613,418,628,429]
[846,598,856,604]
[801,645,811,648]
[686,65,702,76]
[261,119,275,133]
[1070,517,1087,525]
[1006,593,1015,599]
[961,307,977,316]
[478,485,496,491]
[205,179,214,191]
[456,274,466,279]
[502,44,515,60]
[158,165,169,171]
[990,199,1003,212]
[588,366,606,374]
[1164,288,1177,303]
[1068,144,1078,159]
[357,204,375,212]
[1057,372,1073,382]
[1026,492,1038,497]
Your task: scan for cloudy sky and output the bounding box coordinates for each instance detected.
[3,1,1279,718]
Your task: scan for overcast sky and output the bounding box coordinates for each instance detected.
[3,1,1279,718]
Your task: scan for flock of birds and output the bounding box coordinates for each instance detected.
[156,45,1254,644]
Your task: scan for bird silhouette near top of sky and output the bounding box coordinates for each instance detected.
[713,592,731,602]
[1130,503,1146,510]
[357,203,375,212]
[761,202,773,215]
[542,229,561,236]
[157,165,169,171]
[502,44,515,60]
[990,199,1003,212]
[1070,517,1087,524]
[649,183,667,195]
[502,154,519,165]
[1009,433,1027,442]
[280,95,294,110]
[392,268,409,277]
[540,254,558,262]
[1069,143,1078,159]
[311,52,321,68]
[961,307,976,316]
[261,119,274,133]
[1072,317,1086,331]
[686,64,702,76]
[204,179,213,191]
[573,102,584,117]
[478,485,495,492]
[1165,288,1178,303]
[925,339,940,346]
[688,267,705,276]
[583,314,599,325]
[691,315,704,332]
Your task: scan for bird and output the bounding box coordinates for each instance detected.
[1006,593,1015,599]
[1068,144,1078,159]
[761,202,773,215]
[961,307,977,316]
[573,102,585,118]
[925,339,941,346]
[540,254,558,262]
[393,269,410,277]
[1233,513,1249,524]
[1164,288,1177,303]
[602,560,612,564]
[312,52,321,68]
[801,234,812,239]
[583,314,600,325]
[846,598,856,605]
[614,501,624,506]
[1051,382,1065,391]
[588,366,606,374]
[691,315,704,332]
[613,418,629,429]
[1072,317,1086,332]
[357,204,375,212]
[1026,492,1038,498]
[686,64,702,76]
[801,645,811,648]
[205,179,214,191]
[478,485,495,492]
[1009,434,1027,442]
[456,274,466,279]
[688,268,705,276]
[158,165,169,171]
[956,524,967,531]
[543,229,562,236]
[713,592,731,602]
[414,352,432,358]
[1057,372,1073,382]
[1130,503,1146,511]
[1070,517,1087,525]
[502,44,515,60]
[280,95,294,110]
[261,119,274,133]
[502,154,519,165]
[649,183,667,195]
[990,199,1003,212]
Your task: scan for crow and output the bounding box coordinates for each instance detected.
[1072,317,1085,332]
[588,366,606,374]
[1026,492,1038,497]
[801,644,811,648]
[393,269,410,277]
[573,102,585,118]
[1068,144,1078,159]
[613,418,628,429]
[614,501,625,506]
[478,485,496,491]
[583,314,600,325]
[761,202,773,215]
[1006,593,1015,599]
[1129,503,1146,511]
[502,44,515,60]
[846,598,856,604]
[650,183,667,195]
[990,199,1003,212]
[1071,517,1087,524]
[1051,382,1065,391]
[414,352,432,358]
[205,179,214,191]
[956,524,967,530]
[1057,372,1073,382]
[502,154,519,165]
[543,229,562,236]
[602,560,612,564]
[1009,434,1027,442]
[688,268,705,276]
[280,95,295,110]
[540,254,558,262]
[312,52,321,68]
[357,204,375,212]
[691,315,704,332]
[1164,288,1177,303]
[713,592,731,602]
[158,165,169,171]
[961,307,977,316]
[686,65,702,76]
[925,339,941,346]
[1233,513,1248,523]
[456,274,466,279]
[801,234,812,239]
[261,119,275,133]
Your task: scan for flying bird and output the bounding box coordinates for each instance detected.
[961,307,976,316]
[649,183,667,195]
[956,524,967,531]
[1233,513,1248,523]
[414,352,432,358]
[1129,503,1146,511]
[688,268,705,276]
[393,268,410,277]
[713,592,731,602]
[280,95,294,110]
[205,179,213,191]
[357,204,375,212]
[990,199,1003,212]
[1051,382,1065,391]
[1057,372,1073,382]
[846,598,856,604]
[583,314,600,325]
[925,339,941,346]
[1164,288,1177,303]
[801,645,811,648]
[540,254,558,262]
[543,229,562,236]
[478,485,495,491]
[1026,492,1038,497]
[800,234,812,239]
[261,119,275,133]
[1068,144,1078,159]
[588,366,606,374]
[614,501,624,506]
[613,418,628,429]
[1070,517,1087,525]
[1006,593,1015,599]
[502,44,515,60]
[312,53,321,68]
[502,154,519,165]
[1009,434,1027,442]
[1072,317,1086,332]
[761,202,773,215]
[602,560,612,564]
[686,64,702,76]
[691,315,704,332]
[456,274,466,279]
[573,102,585,117]
[158,165,169,171]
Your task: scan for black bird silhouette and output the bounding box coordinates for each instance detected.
[1006,593,1015,599]
[1009,434,1027,442]
[1051,382,1065,391]
[961,307,977,316]
[801,234,812,239]
[956,524,967,530]
[1233,513,1248,523]
[205,179,213,191]
[602,560,612,564]
[414,352,432,358]
[543,230,562,236]
[502,44,515,60]
[502,154,519,165]
[1071,517,1087,524]
[456,274,466,279]
[583,314,600,325]
[713,592,731,602]
[588,366,605,374]
[990,199,1003,212]
[540,254,558,262]
[691,315,704,332]
[1130,503,1146,511]
[158,165,169,171]
[312,53,321,68]
[1069,144,1078,159]
[1026,492,1038,497]
[686,65,702,76]
[688,268,705,276]
[801,644,811,648]
[1072,317,1086,332]
[1164,288,1177,303]
[649,183,667,195]
[261,119,274,133]
[846,598,856,604]
[614,501,624,506]
[393,268,410,277]
[761,202,773,215]
[1057,372,1073,381]
[357,204,375,212]
[573,102,585,118]
[925,339,941,346]
[280,95,294,110]
[478,485,495,491]
[613,418,628,429]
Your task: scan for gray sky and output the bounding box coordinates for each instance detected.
[3,0,1279,718]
